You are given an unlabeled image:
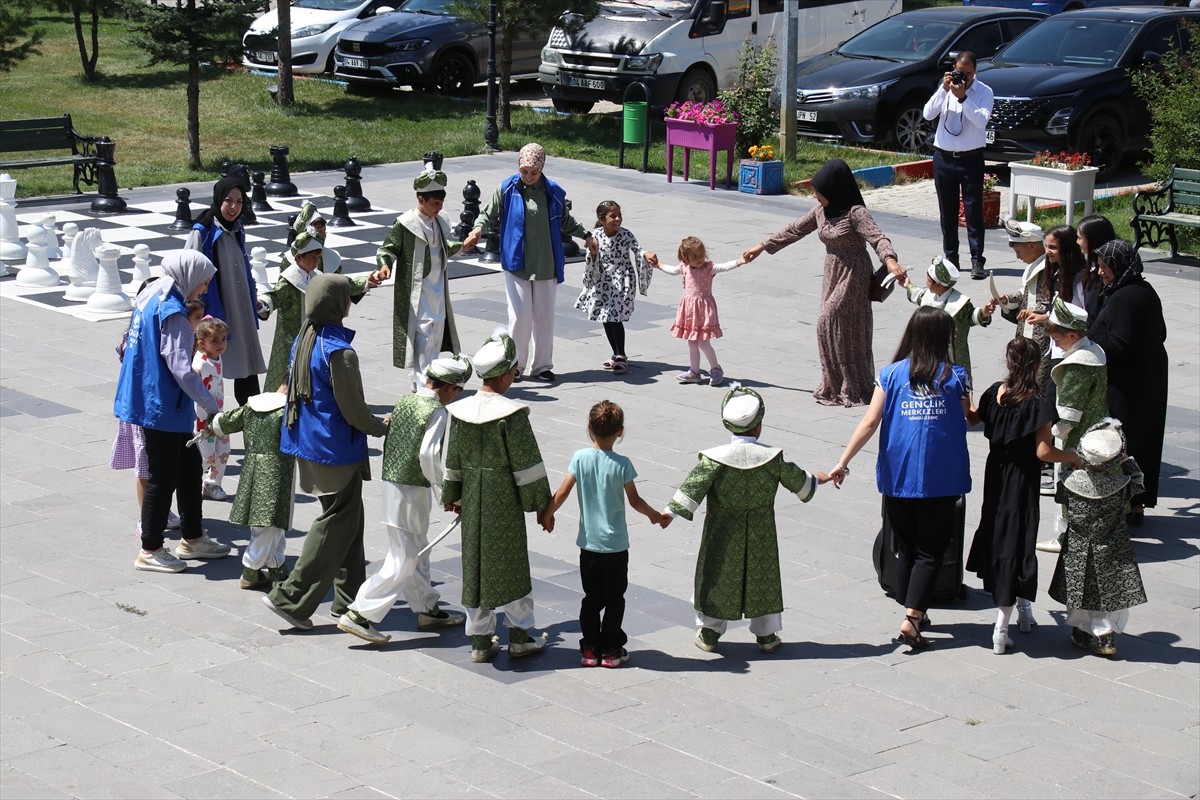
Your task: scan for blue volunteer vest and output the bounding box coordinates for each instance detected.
[192,219,259,329]
[499,174,568,283]
[113,289,192,433]
[280,324,367,466]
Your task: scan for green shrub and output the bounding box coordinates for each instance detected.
[718,36,779,159]
[1130,22,1200,182]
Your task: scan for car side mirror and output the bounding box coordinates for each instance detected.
[698,0,727,33]
[375,6,394,15]
[1141,50,1163,65]
[941,50,960,68]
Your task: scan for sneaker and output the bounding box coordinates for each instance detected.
[240,567,272,591]
[134,547,187,573]
[1035,538,1062,554]
[470,635,501,663]
[693,628,720,652]
[580,646,600,667]
[1090,632,1117,657]
[261,595,313,631]
[708,366,725,387]
[757,634,782,653]
[202,484,229,501]
[600,648,629,668]
[509,632,549,658]
[530,370,556,383]
[1040,476,1056,496]
[676,369,703,384]
[1070,628,1092,650]
[417,608,465,629]
[1017,602,1037,633]
[165,511,181,530]
[176,533,232,560]
[338,612,391,645]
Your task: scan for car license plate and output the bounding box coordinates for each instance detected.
[343,56,367,70]
[566,75,605,90]
[253,50,277,64]
[986,129,995,144]
[797,110,817,122]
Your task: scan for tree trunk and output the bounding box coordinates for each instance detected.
[71,8,96,83]
[87,0,99,80]
[276,0,294,107]
[187,59,202,170]
[499,31,512,131]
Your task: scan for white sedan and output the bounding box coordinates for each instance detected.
[242,0,399,75]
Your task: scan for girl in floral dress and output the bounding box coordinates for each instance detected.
[574,201,653,375]
[654,236,746,387]
[193,317,232,501]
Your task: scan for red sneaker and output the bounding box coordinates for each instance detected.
[580,647,600,667]
[600,648,629,668]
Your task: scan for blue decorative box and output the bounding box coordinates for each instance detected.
[738,159,784,195]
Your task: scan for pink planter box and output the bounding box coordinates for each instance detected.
[665,119,737,190]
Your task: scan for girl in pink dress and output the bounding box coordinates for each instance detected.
[654,236,747,387]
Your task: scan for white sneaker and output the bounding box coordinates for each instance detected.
[1035,538,1062,554]
[337,613,391,645]
[134,547,187,573]
[202,484,230,501]
[176,533,232,560]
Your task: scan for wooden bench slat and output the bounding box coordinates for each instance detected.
[0,114,100,194]
[1173,167,1200,182]
[0,155,94,168]
[1152,213,1200,227]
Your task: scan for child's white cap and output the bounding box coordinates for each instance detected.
[427,355,472,386]
[721,384,765,434]
[1049,296,1088,331]
[927,256,959,287]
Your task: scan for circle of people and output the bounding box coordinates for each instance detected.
[111,142,1167,666]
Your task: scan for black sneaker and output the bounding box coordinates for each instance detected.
[530,370,556,383]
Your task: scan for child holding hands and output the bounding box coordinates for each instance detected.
[654,236,746,387]
[193,316,232,501]
[901,256,992,386]
[543,400,666,668]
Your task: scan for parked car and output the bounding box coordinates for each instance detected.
[333,0,545,94]
[243,0,400,75]
[963,0,1170,17]
[977,6,1200,180]
[792,6,1044,153]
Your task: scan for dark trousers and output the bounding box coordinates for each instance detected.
[233,375,261,407]
[269,471,366,619]
[579,548,629,654]
[141,427,203,551]
[602,322,626,358]
[884,495,957,613]
[933,149,986,270]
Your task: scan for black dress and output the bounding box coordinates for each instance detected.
[1087,277,1168,508]
[967,384,1051,606]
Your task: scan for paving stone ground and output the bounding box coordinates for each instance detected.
[2,155,1197,799]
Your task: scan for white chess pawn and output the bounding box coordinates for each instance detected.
[250,246,269,287]
[64,227,102,301]
[60,222,79,264]
[131,243,152,285]
[0,173,27,265]
[15,224,58,287]
[42,214,61,261]
[88,244,132,313]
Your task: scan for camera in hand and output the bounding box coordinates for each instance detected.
[951,70,967,85]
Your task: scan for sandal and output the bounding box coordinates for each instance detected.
[612,355,628,374]
[602,358,616,370]
[895,614,929,650]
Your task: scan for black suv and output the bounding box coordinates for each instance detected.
[977,6,1199,180]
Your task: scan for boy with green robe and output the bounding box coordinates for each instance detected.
[901,256,992,386]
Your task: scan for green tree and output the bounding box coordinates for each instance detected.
[47,0,118,82]
[120,0,262,169]
[0,0,44,73]
[447,0,599,131]
[1130,23,1200,181]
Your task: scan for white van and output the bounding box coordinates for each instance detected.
[538,0,901,113]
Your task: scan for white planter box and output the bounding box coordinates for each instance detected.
[1008,162,1099,228]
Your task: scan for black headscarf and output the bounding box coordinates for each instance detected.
[196,176,245,231]
[1094,239,1144,297]
[811,159,865,220]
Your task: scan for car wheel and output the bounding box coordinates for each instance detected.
[1075,113,1125,181]
[551,98,595,114]
[324,53,336,75]
[675,67,716,104]
[429,51,476,96]
[893,102,934,154]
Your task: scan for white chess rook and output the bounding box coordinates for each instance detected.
[88,244,132,312]
[15,225,59,287]
[131,243,152,285]
[0,173,28,265]
[64,227,103,301]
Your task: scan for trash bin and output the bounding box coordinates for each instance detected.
[623,101,647,145]
[618,81,650,172]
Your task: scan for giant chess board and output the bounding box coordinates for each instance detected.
[1,192,505,323]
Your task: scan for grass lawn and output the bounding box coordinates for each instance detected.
[5,11,916,199]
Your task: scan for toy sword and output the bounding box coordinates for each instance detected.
[418,515,461,557]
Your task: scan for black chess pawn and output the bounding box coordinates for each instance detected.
[169,187,195,231]
[329,184,354,227]
[423,151,444,170]
[343,156,371,212]
[561,199,580,259]
[455,179,481,254]
[481,228,501,264]
[265,145,299,197]
[251,171,274,212]
[286,213,299,248]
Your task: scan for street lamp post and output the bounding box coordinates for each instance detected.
[484,0,500,153]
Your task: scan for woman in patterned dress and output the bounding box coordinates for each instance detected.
[742,159,905,407]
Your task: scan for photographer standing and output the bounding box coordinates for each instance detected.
[923,52,994,281]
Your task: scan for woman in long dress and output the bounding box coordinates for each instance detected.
[742,159,905,407]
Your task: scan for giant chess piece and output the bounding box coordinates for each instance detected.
[88,244,132,313]
[0,173,27,266]
[170,188,195,231]
[251,171,273,212]
[329,185,354,227]
[90,137,128,214]
[250,246,269,288]
[561,199,581,259]
[15,224,58,287]
[223,162,257,225]
[131,243,152,286]
[343,156,371,212]
[265,145,298,197]
[41,215,62,261]
[64,227,103,300]
[60,222,79,264]
[423,151,444,170]
[481,228,501,264]
[455,179,481,254]
[286,213,299,249]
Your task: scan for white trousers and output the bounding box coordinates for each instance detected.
[243,525,287,570]
[350,524,441,624]
[504,273,557,375]
[464,594,536,636]
[696,611,782,637]
[1067,607,1130,636]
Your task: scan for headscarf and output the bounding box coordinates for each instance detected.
[286,273,351,428]
[1093,239,1144,296]
[157,250,216,303]
[196,176,246,231]
[518,142,546,171]
[810,159,865,220]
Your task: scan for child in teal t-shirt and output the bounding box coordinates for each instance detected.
[544,400,666,668]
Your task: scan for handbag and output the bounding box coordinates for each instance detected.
[869,265,892,303]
